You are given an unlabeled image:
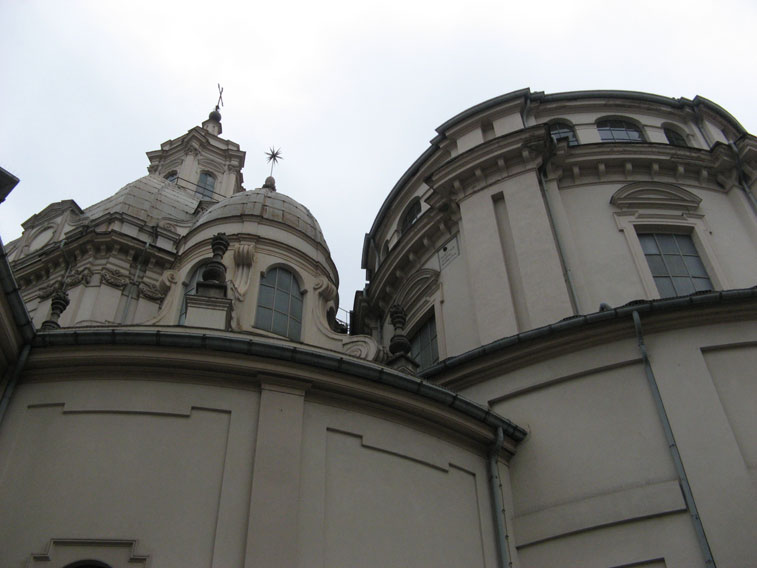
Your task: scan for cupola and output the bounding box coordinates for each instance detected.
[145,110,245,201]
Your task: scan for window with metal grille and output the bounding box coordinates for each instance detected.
[638,233,712,297]
[254,267,303,340]
[410,315,438,370]
[549,122,578,146]
[664,127,688,147]
[597,120,645,143]
[197,172,216,199]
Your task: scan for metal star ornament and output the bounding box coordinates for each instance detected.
[265,147,283,176]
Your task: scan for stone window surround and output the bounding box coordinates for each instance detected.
[614,210,729,300]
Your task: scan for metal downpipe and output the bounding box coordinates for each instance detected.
[537,155,580,315]
[0,343,31,429]
[488,426,511,568]
[632,311,715,567]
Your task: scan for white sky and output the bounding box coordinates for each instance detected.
[2,0,756,312]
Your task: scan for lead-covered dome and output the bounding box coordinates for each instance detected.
[192,185,328,251]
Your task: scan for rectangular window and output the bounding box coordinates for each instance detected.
[410,315,439,370]
[638,233,712,297]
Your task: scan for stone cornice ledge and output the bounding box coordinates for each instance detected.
[424,287,757,388]
[30,326,527,449]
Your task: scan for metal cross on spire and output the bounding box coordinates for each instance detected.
[265,147,283,176]
[216,83,224,112]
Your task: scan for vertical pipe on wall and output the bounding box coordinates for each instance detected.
[488,426,512,568]
[537,164,580,315]
[632,310,716,567]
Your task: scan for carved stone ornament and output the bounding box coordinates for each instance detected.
[158,270,179,295]
[313,276,337,302]
[139,281,165,300]
[37,267,93,299]
[342,336,380,361]
[231,244,256,298]
[65,266,93,289]
[101,267,130,289]
[37,282,58,300]
[159,220,178,233]
[388,304,411,356]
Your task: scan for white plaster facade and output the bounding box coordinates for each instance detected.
[1,91,757,567]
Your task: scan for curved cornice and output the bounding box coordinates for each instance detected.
[423,287,757,390]
[29,326,527,450]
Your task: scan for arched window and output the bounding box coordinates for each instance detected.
[164,171,178,183]
[63,562,113,568]
[179,265,203,325]
[197,172,216,199]
[664,127,688,147]
[549,122,578,146]
[401,200,421,234]
[254,267,303,340]
[597,119,645,143]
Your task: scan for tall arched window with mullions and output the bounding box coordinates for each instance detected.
[254,267,303,340]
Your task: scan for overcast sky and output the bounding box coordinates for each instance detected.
[2,0,756,312]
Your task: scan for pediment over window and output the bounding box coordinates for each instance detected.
[393,268,440,314]
[610,182,701,211]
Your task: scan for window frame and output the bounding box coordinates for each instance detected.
[614,213,727,300]
[663,126,688,148]
[253,266,304,341]
[549,121,579,147]
[400,199,422,234]
[408,312,439,371]
[197,171,217,199]
[637,232,713,297]
[596,118,646,143]
[179,262,205,325]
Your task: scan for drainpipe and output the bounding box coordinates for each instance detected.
[632,310,715,567]
[488,426,511,568]
[0,343,30,428]
[537,147,580,314]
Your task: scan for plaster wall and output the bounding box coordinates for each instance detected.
[457,318,757,567]
[0,369,502,568]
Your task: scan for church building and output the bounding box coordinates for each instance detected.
[1,89,756,567]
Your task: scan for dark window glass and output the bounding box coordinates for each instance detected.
[597,120,645,143]
[664,128,688,147]
[164,171,178,183]
[401,200,421,234]
[197,172,216,199]
[549,122,578,146]
[179,265,203,325]
[255,267,303,340]
[410,315,438,371]
[638,233,712,298]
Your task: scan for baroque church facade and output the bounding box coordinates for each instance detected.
[1,89,756,567]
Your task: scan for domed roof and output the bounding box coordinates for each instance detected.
[193,186,328,250]
[84,174,198,225]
